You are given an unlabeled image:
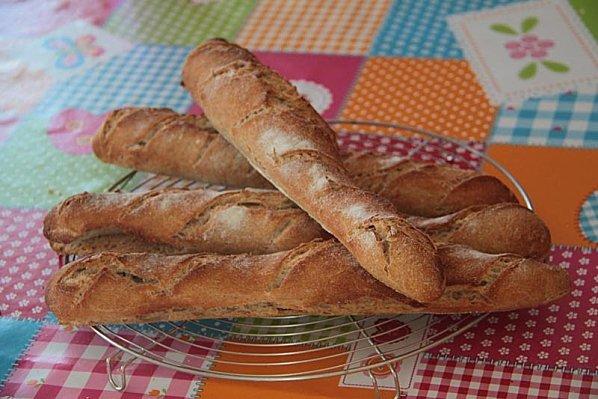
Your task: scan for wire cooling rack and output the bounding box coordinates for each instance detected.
[61,121,533,398]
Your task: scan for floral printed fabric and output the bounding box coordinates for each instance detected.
[448,0,598,104]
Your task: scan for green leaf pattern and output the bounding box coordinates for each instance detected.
[541,60,570,73]
[518,62,537,79]
[521,17,538,33]
[490,16,569,80]
[490,23,518,35]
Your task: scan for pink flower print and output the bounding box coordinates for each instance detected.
[505,35,554,60]
[439,348,451,355]
[47,108,105,155]
[492,16,568,79]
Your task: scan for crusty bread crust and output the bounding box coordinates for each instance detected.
[44,189,550,260]
[93,108,269,188]
[182,38,443,302]
[46,240,570,325]
[43,188,327,255]
[93,107,517,217]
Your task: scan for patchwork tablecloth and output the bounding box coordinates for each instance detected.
[0,1,596,398]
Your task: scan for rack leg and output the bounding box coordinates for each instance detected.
[105,349,138,391]
[350,316,402,399]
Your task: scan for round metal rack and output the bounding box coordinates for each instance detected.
[62,121,533,398]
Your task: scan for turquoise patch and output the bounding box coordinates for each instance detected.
[0,318,42,385]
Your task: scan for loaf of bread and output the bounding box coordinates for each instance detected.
[46,240,570,325]
[92,107,516,217]
[44,188,550,259]
[408,203,551,260]
[183,38,443,301]
[93,107,269,188]
[43,188,327,255]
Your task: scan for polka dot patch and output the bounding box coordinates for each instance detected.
[237,0,391,55]
[340,57,498,141]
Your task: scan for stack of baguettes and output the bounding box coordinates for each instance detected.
[44,39,570,326]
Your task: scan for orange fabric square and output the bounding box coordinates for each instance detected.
[236,0,391,55]
[340,57,498,141]
[483,144,598,247]
[200,342,397,399]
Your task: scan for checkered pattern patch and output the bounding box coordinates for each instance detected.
[579,191,598,243]
[237,0,391,55]
[370,0,516,58]
[0,207,56,319]
[0,318,42,385]
[0,324,217,399]
[105,0,256,46]
[491,87,598,147]
[34,45,192,116]
[415,357,598,398]
[340,57,497,141]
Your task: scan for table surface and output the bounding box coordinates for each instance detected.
[0,1,596,398]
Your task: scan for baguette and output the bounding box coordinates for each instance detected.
[43,188,326,255]
[93,108,268,188]
[44,189,551,259]
[46,240,570,325]
[92,107,517,217]
[182,38,442,301]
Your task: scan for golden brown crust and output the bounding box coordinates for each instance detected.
[46,241,570,325]
[345,153,517,216]
[407,203,552,260]
[44,189,550,260]
[93,107,268,188]
[44,188,550,260]
[182,39,443,302]
[43,189,327,255]
[92,107,517,217]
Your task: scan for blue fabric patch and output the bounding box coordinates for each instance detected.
[43,312,59,325]
[0,317,42,385]
[580,191,598,243]
[491,89,598,147]
[370,0,516,58]
[34,44,193,116]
